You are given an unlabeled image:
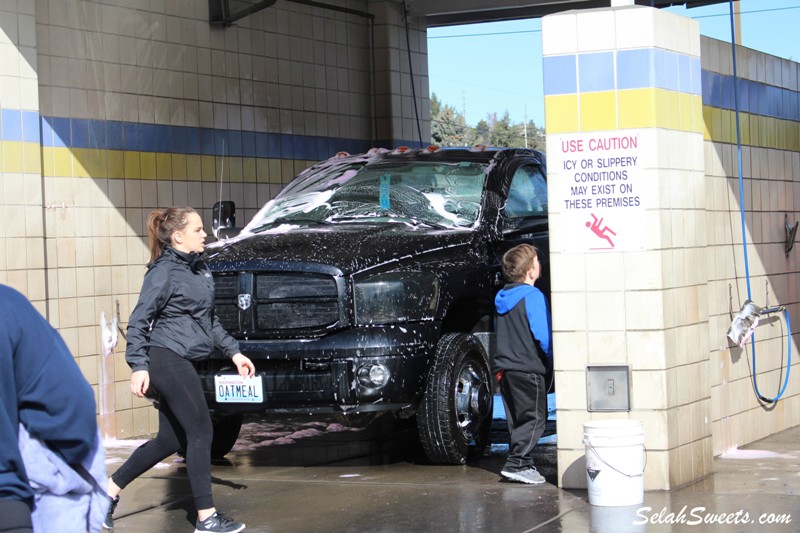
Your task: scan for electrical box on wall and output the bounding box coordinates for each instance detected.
[586,365,630,412]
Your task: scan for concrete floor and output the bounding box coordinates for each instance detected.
[102,412,800,533]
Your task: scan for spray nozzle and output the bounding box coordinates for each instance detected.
[727,300,785,348]
[727,300,762,348]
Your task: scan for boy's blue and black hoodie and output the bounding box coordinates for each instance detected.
[494,282,552,375]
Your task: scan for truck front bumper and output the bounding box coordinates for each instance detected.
[195,323,439,416]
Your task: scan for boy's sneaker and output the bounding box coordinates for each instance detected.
[194,511,245,533]
[103,495,119,529]
[501,467,546,485]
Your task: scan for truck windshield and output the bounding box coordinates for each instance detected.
[245,160,488,232]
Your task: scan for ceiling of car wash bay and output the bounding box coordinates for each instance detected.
[400,0,729,26]
[211,0,731,27]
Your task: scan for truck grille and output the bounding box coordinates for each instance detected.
[214,272,340,333]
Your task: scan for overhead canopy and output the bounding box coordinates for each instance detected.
[406,0,731,27]
[208,0,732,27]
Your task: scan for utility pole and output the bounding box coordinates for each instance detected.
[734,0,742,45]
[523,106,528,149]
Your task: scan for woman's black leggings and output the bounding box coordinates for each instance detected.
[111,347,214,510]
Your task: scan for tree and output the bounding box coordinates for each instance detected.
[430,93,445,145]
[430,93,442,116]
[525,119,546,152]
[428,96,547,151]
[490,111,514,147]
[474,119,490,146]
[430,93,471,147]
[438,105,470,146]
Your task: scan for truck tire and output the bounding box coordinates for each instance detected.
[210,413,243,459]
[417,333,493,464]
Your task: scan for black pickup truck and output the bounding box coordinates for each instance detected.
[199,146,549,464]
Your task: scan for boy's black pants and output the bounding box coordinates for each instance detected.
[499,370,547,472]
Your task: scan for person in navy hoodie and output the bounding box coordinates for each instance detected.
[0,284,104,532]
[494,244,552,485]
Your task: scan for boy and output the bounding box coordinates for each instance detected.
[494,244,552,484]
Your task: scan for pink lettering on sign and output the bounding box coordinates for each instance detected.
[561,139,584,153]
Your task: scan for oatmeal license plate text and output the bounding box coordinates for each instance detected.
[214,375,264,403]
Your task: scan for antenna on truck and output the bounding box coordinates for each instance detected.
[213,139,226,239]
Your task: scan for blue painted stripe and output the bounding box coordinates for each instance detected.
[255,132,269,158]
[41,116,54,146]
[689,57,702,96]
[678,54,691,94]
[701,70,800,122]
[122,122,138,151]
[71,119,90,149]
[241,131,255,157]
[662,49,681,92]
[22,111,40,143]
[89,120,106,149]
[1,109,22,141]
[0,111,375,158]
[184,127,201,154]
[617,48,654,90]
[579,52,615,93]
[0,111,409,177]
[107,121,124,150]
[52,116,70,148]
[280,135,294,159]
[543,55,577,95]
[268,133,281,157]
[547,48,707,97]
[228,130,242,157]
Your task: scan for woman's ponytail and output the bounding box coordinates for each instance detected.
[146,207,197,263]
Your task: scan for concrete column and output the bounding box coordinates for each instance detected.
[0,1,45,307]
[543,6,711,489]
[368,1,430,148]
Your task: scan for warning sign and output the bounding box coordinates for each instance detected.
[551,131,646,252]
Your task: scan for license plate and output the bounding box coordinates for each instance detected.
[214,375,264,403]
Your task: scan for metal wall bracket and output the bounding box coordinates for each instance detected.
[785,213,798,256]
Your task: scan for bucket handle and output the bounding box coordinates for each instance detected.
[585,442,648,478]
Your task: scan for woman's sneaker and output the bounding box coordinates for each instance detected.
[103,495,120,529]
[194,511,245,533]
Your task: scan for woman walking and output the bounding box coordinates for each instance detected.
[104,207,254,533]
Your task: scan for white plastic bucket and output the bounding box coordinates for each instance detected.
[583,419,645,507]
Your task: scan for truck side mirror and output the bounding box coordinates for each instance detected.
[212,201,236,238]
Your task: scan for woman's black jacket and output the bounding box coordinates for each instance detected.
[125,246,239,371]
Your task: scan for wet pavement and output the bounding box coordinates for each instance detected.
[103,397,799,532]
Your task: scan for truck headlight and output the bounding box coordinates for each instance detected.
[357,363,391,388]
[354,272,439,325]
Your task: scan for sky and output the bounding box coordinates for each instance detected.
[427,0,800,129]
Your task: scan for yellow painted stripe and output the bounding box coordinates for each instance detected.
[1,141,24,173]
[544,94,579,134]
[1,140,273,181]
[701,106,800,151]
[579,92,618,132]
[546,88,707,135]
[29,148,296,183]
